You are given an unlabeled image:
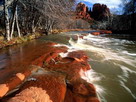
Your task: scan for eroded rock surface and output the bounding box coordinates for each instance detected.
[76,2,110,22]
[1,42,100,102]
[7,72,66,102]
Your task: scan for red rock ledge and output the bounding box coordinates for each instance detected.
[91,30,112,35]
[1,42,100,102]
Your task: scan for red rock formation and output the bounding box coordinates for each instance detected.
[91,32,100,35]
[0,66,39,98]
[1,42,100,102]
[64,79,99,102]
[76,2,92,22]
[99,30,112,34]
[43,51,91,81]
[76,2,110,22]
[91,30,112,35]
[7,72,66,102]
[91,3,110,21]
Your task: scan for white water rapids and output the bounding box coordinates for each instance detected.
[57,33,136,102]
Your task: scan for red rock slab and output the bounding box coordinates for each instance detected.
[64,78,99,102]
[44,42,57,46]
[64,88,86,102]
[64,86,99,102]
[43,57,90,82]
[0,65,39,98]
[68,51,89,61]
[7,72,66,102]
[32,46,68,67]
[87,97,100,102]
[42,51,90,82]
[71,79,97,97]
[99,30,112,34]
[91,32,100,35]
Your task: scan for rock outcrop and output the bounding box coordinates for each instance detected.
[91,3,110,21]
[7,72,66,102]
[76,2,110,22]
[76,2,92,22]
[91,30,112,35]
[1,42,100,102]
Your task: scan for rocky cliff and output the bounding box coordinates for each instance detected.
[76,2,110,22]
[76,2,92,22]
[92,3,110,21]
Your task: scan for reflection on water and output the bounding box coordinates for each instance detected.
[0,39,56,83]
[0,32,136,102]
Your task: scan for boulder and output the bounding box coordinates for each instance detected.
[32,45,68,67]
[43,51,90,81]
[0,66,39,98]
[68,51,88,61]
[64,78,99,102]
[7,72,66,102]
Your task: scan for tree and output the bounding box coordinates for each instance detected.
[4,0,10,41]
[123,0,136,32]
[0,0,76,40]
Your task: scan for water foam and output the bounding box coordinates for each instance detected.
[122,51,136,56]
[81,69,106,102]
[68,34,136,101]
[120,80,136,99]
[69,35,136,68]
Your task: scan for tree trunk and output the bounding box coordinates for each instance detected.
[4,0,10,41]
[15,6,21,37]
[32,20,36,33]
[10,1,17,39]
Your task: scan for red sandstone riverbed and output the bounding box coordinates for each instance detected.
[0,40,99,102]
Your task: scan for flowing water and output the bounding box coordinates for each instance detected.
[0,31,136,102]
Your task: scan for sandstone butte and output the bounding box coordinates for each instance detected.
[76,2,110,22]
[0,40,100,102]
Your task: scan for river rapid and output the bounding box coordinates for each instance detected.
[0,31,136,102]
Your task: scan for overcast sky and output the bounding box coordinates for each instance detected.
[77,0,123,14]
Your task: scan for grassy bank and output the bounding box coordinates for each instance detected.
[0,28,92,49]
[0,32,42,49]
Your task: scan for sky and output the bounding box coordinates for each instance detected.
[77,0,124,14]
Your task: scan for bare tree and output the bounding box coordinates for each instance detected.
[4,0,10,41]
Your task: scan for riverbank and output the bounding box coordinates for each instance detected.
[51,29,92,34]
[0,32,43,49]
[0,41,100,102]
[0,28,93,49]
